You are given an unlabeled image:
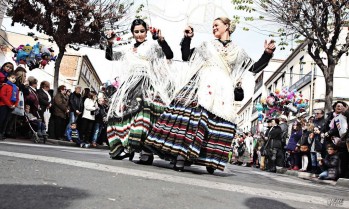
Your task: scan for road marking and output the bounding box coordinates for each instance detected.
[0,150,347,208]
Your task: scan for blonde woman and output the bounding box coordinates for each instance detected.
[146,17,276,173]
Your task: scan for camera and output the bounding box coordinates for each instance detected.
[184,30,190,33]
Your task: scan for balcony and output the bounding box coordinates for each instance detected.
[289,71,313,91]
[254,81,263,93]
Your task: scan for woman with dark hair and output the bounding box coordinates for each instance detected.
[145,17,275,173]
[37,81,51,135]
[37,81,51,119]
[285,122,303,170]
[4,66,29,138]
[106,18,174,164]
[0,62,14,85]
[80,91,98,144]
[53,85,69,140]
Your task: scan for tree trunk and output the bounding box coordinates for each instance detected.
[53,47,65,95]
[324,64,335,113]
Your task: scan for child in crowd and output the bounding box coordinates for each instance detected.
[309,125,322,173]
[66,122,90,148]
[0,72,19,140]
[24,105,47,137]
[0,62,14,85]
[318,144,340,181]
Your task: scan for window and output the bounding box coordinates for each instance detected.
[274,80,278,91]
[290,66,294,85]
[299,56,304,79]
[281,73,285,87]
[268,86,272,94]
[81,64,87,75]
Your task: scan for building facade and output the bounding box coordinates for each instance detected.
[0,30,102,92]
[236,59,283,134]
[239,35,349,134]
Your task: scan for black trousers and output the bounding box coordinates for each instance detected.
[54,116,67,139]
[0,106,11,134]
[79,118,94,143]
[267,148,284,170]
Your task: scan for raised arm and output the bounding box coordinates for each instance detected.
[181,26,195,61]
[105,44,123,61]
[248,40,276,74]
[158,39,174,59]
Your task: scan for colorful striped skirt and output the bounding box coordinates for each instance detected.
[145,104,237,171]
[107,98,166,153]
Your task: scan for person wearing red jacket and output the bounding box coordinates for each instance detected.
[0,72,19,140]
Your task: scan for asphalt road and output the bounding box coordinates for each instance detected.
[0,139,348,209]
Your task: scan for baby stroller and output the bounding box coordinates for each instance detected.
[24,113,47,144]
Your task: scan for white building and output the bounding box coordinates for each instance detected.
[239,36,349,134]
[236,59,284,134]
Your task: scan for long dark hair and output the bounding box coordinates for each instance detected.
[1,62,14,72]
[292,122,302,132]
[130,19,147,33]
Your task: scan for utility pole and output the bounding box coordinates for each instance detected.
[309,62,316,116]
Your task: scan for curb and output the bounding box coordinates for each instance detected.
[46,138,109,150]
[276,167,345,187]
[336,178,349,188]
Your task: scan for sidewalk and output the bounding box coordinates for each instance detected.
[45,138,109,150]
[276,167,349,188]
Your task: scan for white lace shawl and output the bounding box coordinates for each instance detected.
[107,40,175,119]
[174,40,254,123]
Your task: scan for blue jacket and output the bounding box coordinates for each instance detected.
[66,128,80,141]
[285,130,302,151]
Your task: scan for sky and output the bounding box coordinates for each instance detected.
[1,0,291,83]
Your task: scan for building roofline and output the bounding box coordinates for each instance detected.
[81,55,102,84]
[265,40,309,86]
[237,98,252,115]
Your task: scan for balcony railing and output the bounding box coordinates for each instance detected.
[289,71,312,91]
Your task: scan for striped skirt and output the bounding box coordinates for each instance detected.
[145,104,236,171]
[107,98,166,153]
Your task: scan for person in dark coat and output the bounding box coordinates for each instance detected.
[266,118,283,172]
[285,122,302,170]
[53,85,69,140]
[66,86,83,132]
[313,109,325,131]
[25,76,40,118]
[37,81,52,120]
[318,144,340,180]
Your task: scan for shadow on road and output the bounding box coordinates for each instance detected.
[0,184,89,209]
[152,161,235,177]
[244,197,296,209]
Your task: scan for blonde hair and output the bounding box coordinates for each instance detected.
[15,66,26,84]
[307,122,315,132]
[215,17,236,34]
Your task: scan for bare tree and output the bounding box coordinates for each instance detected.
[232,0,349,112]
[6,0,136,92]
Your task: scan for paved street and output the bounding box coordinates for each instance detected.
[0,139,349,209]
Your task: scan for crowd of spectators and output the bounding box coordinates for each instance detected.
[230,102,349,181]
[0,62,109,147]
